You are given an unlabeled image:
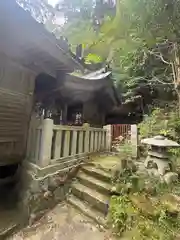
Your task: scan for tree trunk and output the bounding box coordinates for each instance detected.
[177,91,180,116]
[171,43,180,116]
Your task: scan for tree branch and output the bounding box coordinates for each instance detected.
[148,50,171,65]
[151,76,173,85]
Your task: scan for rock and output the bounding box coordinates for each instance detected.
[54,187,66,202]
[48,177,58,191]
[111,163,123,180]
[43,191,53,199]
[122,182,133,194]
[110,186,117,193]
[127,160,137,172]
[147,168,159,177]
[40,178,49,192]
[160,193,180,216]
[121,159,128,169]
[29,213,38,226]
[144,182,156,195]
[163,172,178,185]
[130,194,159,217]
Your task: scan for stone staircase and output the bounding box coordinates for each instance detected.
[68,164,112,227]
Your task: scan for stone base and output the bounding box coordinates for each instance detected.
[19,161,82,226]
[144,155,172,175]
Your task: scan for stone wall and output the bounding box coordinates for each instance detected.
[19,164,81,225]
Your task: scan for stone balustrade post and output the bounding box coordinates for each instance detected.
[83,123,90,153]
[103,125,112,151]
[131,124,138,159]
[39,118,53,167]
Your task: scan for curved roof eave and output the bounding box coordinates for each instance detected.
[0,0,85,76]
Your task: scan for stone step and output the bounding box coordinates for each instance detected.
[71,182,109,213]
[77,172,111,195]
[68,195,106,227]
[82,166,111,183]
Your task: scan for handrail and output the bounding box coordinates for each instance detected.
[27,119,109,167]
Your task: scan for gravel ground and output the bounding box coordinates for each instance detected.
[8,203,114,240]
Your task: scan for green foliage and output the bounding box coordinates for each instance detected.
[116,142,133,160]
[18,0,180,107]
[108,195,136,235]
[139,106,180,141]
[84,53,102,64]
[83,0,180,104]
[138,105,180,161]
[109,180,180,239]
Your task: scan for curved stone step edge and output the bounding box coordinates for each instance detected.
[81,166,111,183]
[71,182,109,213]
[77,172,111,196]
[67,195,107,228]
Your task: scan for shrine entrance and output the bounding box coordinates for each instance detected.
[67,103,83,126]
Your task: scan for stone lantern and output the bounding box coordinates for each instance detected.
[141,135,179,177]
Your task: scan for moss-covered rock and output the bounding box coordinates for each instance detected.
[129,194,159,217]
[160,193,180,216]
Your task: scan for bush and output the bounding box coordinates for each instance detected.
[139,106,180,142]
[138,106,180,161]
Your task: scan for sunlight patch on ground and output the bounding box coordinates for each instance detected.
[91,155,120,171]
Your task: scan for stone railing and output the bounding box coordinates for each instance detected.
[26,118,110,168]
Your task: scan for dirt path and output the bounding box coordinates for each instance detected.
[8,203,113,240]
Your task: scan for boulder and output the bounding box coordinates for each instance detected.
[160,193,180,216]
[163,172,178,185]
[144,182,157,196]
[129,194,159,217]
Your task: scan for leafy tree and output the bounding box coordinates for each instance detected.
[87,0,180,111]
[16,0,55,23]
[57,0,116,52]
